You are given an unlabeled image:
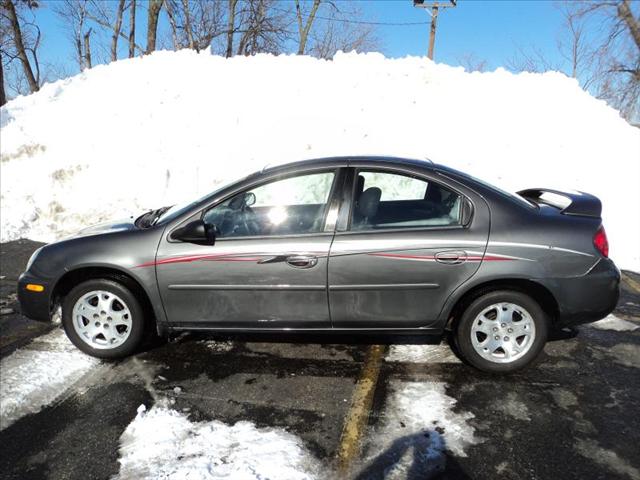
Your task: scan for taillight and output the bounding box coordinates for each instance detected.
[593,226,609,257]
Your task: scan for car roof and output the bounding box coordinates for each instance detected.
[257,156,443,177]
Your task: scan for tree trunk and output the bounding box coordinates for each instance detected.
[226,0,237,58]
[0,51,7,106]
[146,0,163,54]
[111,0,126,61]
[295,0,320,55]
[618,0,640,51]
[3,0,39,93]
[128,0,136,58]
[83,28,92,69]
[182,0,196,51]
[164,0,180,49]
[76,36,84,69]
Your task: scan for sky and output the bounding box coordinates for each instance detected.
[366,0,565,67]
[29,0,572,81]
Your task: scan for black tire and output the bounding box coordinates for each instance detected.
[62,279,145,359]
[455,290,548,373]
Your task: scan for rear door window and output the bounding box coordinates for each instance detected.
[350,170,462,230]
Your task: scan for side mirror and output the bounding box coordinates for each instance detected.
[172,220,216,245]
[244,191,256,207]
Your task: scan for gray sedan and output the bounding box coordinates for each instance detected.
[18,157,620,372]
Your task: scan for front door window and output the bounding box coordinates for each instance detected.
[204,172,335,237]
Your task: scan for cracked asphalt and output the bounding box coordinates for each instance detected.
[0,239,639,480]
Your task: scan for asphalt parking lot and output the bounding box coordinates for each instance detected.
[1,239,639,480]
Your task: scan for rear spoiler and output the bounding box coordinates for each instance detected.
[517,188,602,218]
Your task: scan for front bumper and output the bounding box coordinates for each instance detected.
[17,272,52,322]
[540,258,620,328]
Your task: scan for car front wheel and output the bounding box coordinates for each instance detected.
[62,279,145,359]
[455,290,548,373]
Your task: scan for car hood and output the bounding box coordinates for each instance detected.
[73,217,138,238]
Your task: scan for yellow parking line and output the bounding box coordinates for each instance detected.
[336,344,386,475]
[622,272,640,294]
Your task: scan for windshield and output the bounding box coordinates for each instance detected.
[154,177,247,226]
[153,193,210,226]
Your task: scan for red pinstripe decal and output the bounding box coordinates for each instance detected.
[135,253,264,268]
[135,252,325,268]
[368,252,516,262]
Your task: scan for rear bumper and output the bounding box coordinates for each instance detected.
[540,258,620,328]
[17,272,52,322]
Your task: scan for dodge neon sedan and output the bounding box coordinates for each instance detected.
[18,157,620,372]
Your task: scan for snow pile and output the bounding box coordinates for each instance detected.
[0,328,99,429]
[116,403,319,480]
[358,381,478,478]
[1,49,638,269]
[589,314,639,332]
[386,344,461,364]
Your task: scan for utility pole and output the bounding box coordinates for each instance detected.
[413,0,457,61]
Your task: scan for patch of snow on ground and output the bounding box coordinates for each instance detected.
[116,402,319,480]
[590,314,639,332]
[358,381,478,479]
[200,339,235,353]
[386,344,460,364]
[1,50,639,270]
[0,328,99,429]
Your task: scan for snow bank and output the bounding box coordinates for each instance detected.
[116,403,319,480]
[0,328,99,429]
[1,49,638,269]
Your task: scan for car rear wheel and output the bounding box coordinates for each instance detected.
[62,279,145,359]
[455,290,548,373]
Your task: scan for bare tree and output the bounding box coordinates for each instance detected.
[506,43,560,74]
[83,27,91,68]
[164,0,225,51]
[558,5,588,80]
[110,0,125,61]
[226,0,237,57]
[235,0,291,56]
[0,50,6,105]
[75,0,143,58]
[307,4,379,60]
[295,0,320,55]
[128,0,136,57]
[568,0,639,122]
[181,0,195,49]
[53,0,93,70]
[1,0,40,93]
[146,0,163,54]
[457,52,488,73]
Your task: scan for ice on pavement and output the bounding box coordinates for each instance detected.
[358,381,478,478]
[0,328,99,430]
[589,314,639,332]
[116,402,319,480]
[1,49,638,270]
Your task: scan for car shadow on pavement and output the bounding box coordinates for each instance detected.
[354,431,472,480]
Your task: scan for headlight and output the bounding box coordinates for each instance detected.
[25,247,43,271]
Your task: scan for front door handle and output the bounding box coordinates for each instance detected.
[435,251,467,265]
[286,255,318,269]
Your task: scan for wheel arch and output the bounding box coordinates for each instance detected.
[444,278,560,330]
[52,266,163,336]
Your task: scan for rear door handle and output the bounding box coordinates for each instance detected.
[435,251,467,265]
[286,255,318,269]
